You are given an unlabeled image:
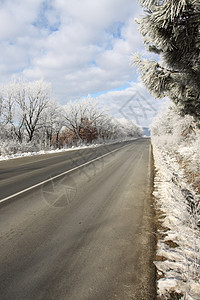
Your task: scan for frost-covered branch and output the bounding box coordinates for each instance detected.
[134,0,200,120]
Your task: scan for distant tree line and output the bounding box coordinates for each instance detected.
[0,79,142,155]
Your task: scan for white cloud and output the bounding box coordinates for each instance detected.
[95,82,165,127]
[0,0,148,108]
[0,0,41,39]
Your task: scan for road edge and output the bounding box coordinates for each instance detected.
[135,139,157,299]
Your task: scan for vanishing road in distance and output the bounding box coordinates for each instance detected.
[0,138,156,299]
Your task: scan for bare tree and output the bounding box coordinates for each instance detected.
[14,80,51,142]
[41,100,63,148]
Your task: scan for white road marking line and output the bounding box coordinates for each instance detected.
[0,142,134,204]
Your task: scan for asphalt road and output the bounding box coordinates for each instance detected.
[0,140,141,201]
[0,138,156,299]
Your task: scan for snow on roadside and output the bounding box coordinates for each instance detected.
[0,138,138,162]
[0,144,99,161]
[153,145,200,299]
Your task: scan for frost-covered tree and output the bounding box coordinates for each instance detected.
[63,97,107,143]
[133,0,200,120]
[16,80,51,142]
[118,118,143,137]
[0,94,3,118]
[41,100,63,148]
[1,82,25,142]
[0,80,51,142]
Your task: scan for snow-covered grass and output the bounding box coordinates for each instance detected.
[151,103,200,299]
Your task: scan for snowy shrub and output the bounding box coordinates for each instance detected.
[151,102,200,299]
[0,140,40,156]
[151,102,200,192]
[153,147,200,300]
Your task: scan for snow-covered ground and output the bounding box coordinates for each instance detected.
[0,143,100,161]
[0,137,138,161]
[151,103,200,299]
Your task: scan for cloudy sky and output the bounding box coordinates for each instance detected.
[0,0,164,126]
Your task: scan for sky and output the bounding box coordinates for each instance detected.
[0,0,164,127]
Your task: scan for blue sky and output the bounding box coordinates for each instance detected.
[0,0,163,126]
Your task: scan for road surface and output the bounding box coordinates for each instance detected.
[0,138,156,299]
